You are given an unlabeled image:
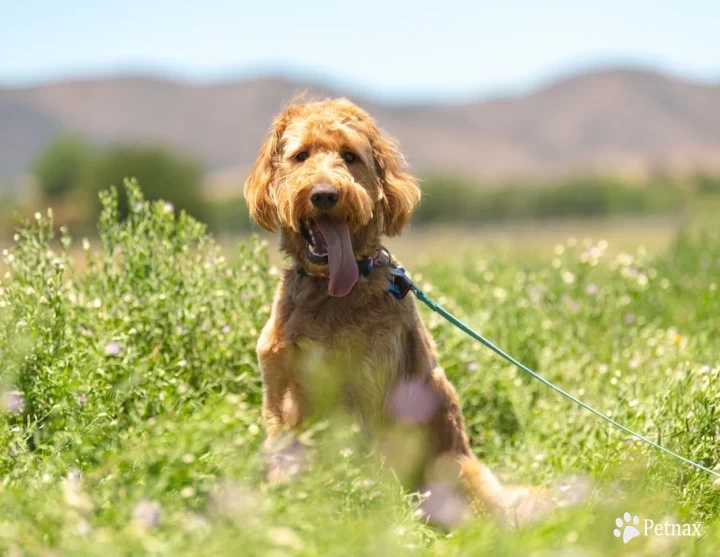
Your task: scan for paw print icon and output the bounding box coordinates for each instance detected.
[614,512,640,544]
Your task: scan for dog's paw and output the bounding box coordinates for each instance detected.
[263,437,307,485]
[503,485,556,527]
[503,475,592,527]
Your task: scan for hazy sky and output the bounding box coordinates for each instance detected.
[2,0,718,100]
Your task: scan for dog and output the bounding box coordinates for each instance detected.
[244,98,554,527]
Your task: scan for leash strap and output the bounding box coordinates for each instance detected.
[393,267,719,480]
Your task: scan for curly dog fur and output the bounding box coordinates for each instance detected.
[245,98,552,526]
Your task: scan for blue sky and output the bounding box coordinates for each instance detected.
[2,0,718,101]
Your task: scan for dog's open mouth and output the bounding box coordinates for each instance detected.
[302,220,330,265]
[301,217,359,297]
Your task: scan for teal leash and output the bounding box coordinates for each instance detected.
[398,271,720,480]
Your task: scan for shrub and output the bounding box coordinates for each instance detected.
[414,174,688,224]
[0,180,271,473]
[83,146,207,223]
[32,134,91,199]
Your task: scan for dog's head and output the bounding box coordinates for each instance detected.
[244,98,420,296]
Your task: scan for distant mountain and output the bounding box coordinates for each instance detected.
[1,67,720,193]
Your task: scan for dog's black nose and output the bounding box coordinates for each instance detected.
[310,185,339,210]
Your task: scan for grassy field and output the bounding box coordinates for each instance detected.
[1,183,720,555]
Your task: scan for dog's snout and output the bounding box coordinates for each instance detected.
[310,185,339,210]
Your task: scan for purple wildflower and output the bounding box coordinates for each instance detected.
[1,391,25,413]
[222,325,231,334]
[624,313,636,325]
[389,380,439,424]
[419,482,468,528]
[561,295,580,313]
[133,500,162,529]
[528,285,544,304]
[104,342,123,356]
[264,439,307,482]
[585,283,598,296]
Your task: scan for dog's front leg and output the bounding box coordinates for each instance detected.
[257,319,309,483]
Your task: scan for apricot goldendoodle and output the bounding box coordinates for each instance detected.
[244,98,552,526]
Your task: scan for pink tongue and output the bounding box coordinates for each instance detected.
[315,217,359,297]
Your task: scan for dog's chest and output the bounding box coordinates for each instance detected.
[294,330,400,426]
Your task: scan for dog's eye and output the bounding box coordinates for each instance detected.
[342,151,357,164]
[295,150,310,162]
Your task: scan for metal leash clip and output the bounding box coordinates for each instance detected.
[388,266,414,300]
[378,246,415,300]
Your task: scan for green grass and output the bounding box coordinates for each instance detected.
[2,180,720,555]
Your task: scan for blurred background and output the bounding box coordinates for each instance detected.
[1,0,719,257]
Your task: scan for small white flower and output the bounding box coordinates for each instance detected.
[34,212,41,220]
[267,527,303,550]
[562,271,576,284]
[492,287,507,301]
[76,519,92,536]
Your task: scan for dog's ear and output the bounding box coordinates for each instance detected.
[244,112,290,231]
[372,132,421,237]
